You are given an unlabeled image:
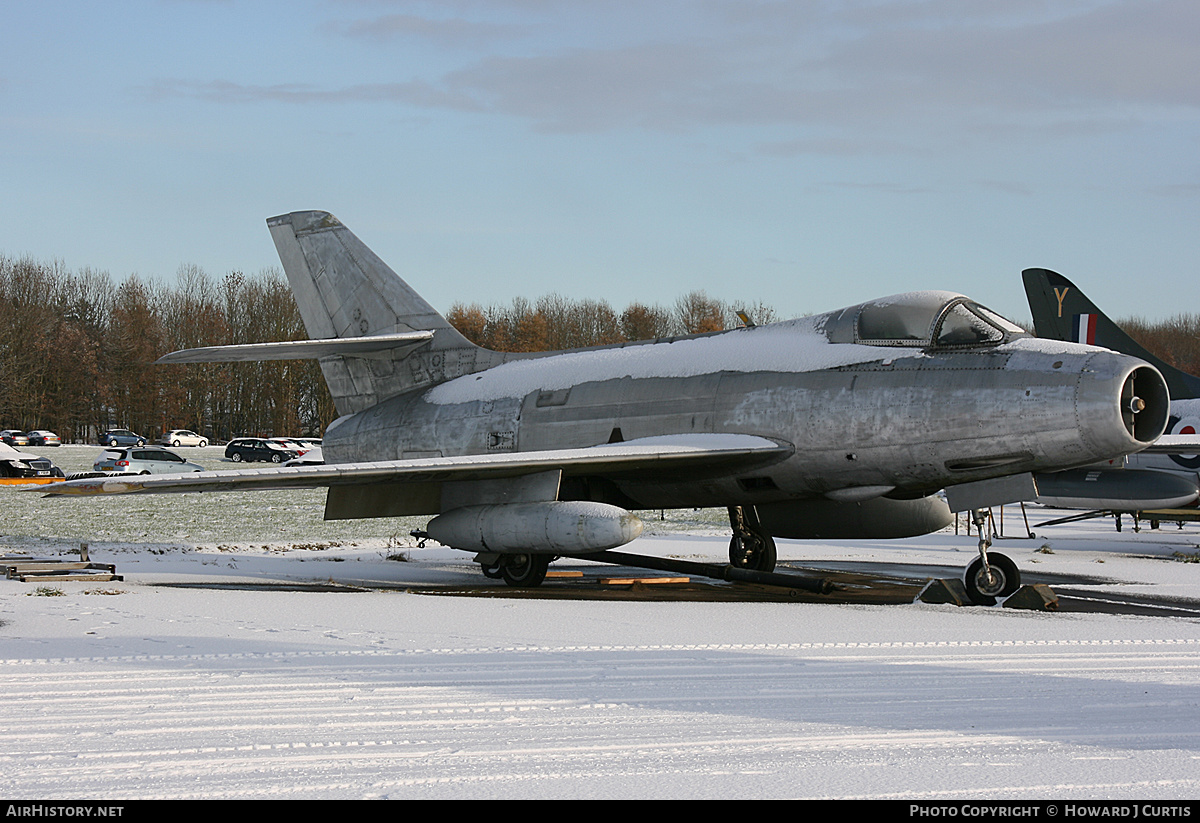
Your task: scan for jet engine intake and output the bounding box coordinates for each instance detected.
[1122,365,1170,444]
[426,501,644,554]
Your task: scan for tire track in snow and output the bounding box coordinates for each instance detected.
[3,638,1200,798]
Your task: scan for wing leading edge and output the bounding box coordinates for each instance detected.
[1139,434,1200,454]
[38,434,791,497]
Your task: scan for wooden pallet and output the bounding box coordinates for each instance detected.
[2,556,122,583]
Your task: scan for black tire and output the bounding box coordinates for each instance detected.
[231,452,243,462]
[271,453,283,463]
[136,440,144,446]
[139,471,151,476]
[500,554,550,587]
[108,439,118,447]
[729,530,777,572]
[480,559,505,579]
[198,440,208,448]
[172,440,181,447]
[963,553,1020,606]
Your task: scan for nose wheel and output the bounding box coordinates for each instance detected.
[963,508,1020,605]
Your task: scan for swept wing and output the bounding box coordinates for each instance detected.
[39,434,790,497]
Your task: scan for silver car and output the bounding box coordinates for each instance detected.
[94,447,206,475]
[157,429,209,448]
[26,430,61,447]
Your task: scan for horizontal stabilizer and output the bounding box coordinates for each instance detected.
[155,331,434,364]
[37,434,791,497]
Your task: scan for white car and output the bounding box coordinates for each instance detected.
[94,447,205,475]
[283,446,323,466]
[158,430,209,448]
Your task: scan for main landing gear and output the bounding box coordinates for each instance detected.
[963,508,1021,606]
[479,553,551,587]
[727,505,777,573]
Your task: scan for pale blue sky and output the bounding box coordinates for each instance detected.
[3,0,1198,324]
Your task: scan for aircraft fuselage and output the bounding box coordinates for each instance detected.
[322,317,1167,513]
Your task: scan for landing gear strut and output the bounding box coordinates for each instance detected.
[728,505,777,573]
[962,508,1020,605]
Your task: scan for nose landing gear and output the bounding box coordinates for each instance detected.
[963,508,1021,605]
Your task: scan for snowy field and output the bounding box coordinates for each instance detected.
[2,446,1200,799]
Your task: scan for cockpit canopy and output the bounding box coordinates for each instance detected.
[825,291,1028,348]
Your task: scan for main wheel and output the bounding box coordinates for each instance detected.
[198,440,208,448]
[231,452,243,462]
[172,439,181,447]
[729,530,777,572]
[963,553,1020,606]
[480,558,505,579]
[500,554,550,587]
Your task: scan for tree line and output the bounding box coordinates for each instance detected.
[445,292,778,352]
[3,253,1198,444]
[0,257,776,444]
[0,256,334,444]
[1123,315,1200,378]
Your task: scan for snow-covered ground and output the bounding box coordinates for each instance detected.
[2,446,1200,799]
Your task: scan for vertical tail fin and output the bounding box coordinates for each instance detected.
[267,211,503,415]
[1022,267,1200,400]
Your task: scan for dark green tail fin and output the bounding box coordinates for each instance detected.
[1022,268,1200,400]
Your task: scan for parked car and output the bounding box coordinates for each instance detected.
[26,430,61,447]
[225,437,297,464]
[93,447,205,475]
[283,446,323,466]
[157,429,209,448]
[268,437,311,454]
[1,430,30,447]
[100,429,146,447]
[0,442,65,483]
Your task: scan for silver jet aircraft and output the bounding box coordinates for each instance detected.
[43,212,1172,604]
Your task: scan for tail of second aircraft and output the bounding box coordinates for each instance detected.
[1022,267,1200,400]
[267,211,507,415]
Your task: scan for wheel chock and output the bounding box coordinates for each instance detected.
[916,577,971,606]
[1001,584,1059,611]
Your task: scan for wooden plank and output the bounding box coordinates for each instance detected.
[18,573,123,582]
[599,576,691,586]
